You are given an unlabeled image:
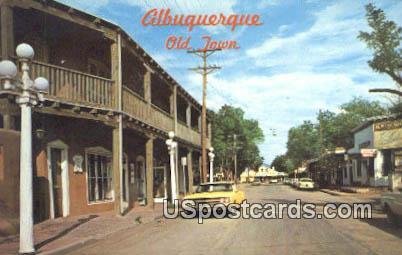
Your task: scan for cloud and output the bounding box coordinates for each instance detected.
[246,0,368,71]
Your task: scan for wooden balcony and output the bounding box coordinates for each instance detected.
[30,60,115,109]
[176,122,201,146]
[122,86,174,132]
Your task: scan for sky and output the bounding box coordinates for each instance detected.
[59,0,401,165]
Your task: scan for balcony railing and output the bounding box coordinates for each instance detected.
[122,86,174,132]
[30,60,115,108]
[176,122,201,146]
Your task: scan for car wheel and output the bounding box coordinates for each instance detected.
[385,204,402,227]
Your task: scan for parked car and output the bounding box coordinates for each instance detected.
[381,191,402,226]
[183,182,245,206]
[297,178,316,190]
[269,179,278,184]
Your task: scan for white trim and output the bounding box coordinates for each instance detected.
[47,140,69,219]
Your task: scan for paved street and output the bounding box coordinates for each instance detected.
[65,184,402,255]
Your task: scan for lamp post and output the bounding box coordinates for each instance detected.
[0,43,49,255]
[166,131,178,202]
[208,147,215,183]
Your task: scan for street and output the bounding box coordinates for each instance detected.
[66,184,402,255]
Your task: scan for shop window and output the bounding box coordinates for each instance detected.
[368,158,374,177]
[0,114,3,128]
[86,152,113,203]
[395,151,402,172]
[383,150,392,176]
[343,167,347,178]
[357,160,362,177]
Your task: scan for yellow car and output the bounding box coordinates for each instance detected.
[183,182,245,205]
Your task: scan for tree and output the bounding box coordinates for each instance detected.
[284,97,387,168]
[286,120,320,168]
[358,3,402,86]
[211,105,264,176]
[271,154,294,173]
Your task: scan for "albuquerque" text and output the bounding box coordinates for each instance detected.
[141,8,263,32]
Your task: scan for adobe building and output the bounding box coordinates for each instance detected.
[345,114,402,190]
[0,0,211,235]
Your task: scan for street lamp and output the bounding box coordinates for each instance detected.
[166,131,178,202]
[0,43,49,255]
[208,147,215,183]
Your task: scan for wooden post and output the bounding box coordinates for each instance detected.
[186,104,191,128]
[112,125,122,215]
[111,32,123,215]
[143,64,153,104]
[1,4,14,59]
[187,149,193,194]
[171,85,177,133]
[3,114,14,129]
[145,136,154,207]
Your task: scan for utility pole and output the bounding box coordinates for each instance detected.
[188,49,221,182]
[228,134,239,183]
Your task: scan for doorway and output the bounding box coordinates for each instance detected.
[135,156,146,205]
[154,166,167,203]
[47,140,69,219]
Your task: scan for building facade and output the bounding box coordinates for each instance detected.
[0,0,211,235]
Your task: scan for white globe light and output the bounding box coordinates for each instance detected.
[209,147,214,152]
[168,131,175,139]
[0,60,17,78]
[16,43,34,59]
[34,77,49,91]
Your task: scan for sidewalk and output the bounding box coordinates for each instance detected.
[0,204,164,255]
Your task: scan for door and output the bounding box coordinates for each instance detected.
[154,166,167,203]
[50,148,63,218]
[135,157,146,204]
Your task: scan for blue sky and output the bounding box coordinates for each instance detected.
[59,0,401,165]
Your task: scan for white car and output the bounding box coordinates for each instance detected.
[297,178,316,190]
[381,191,402,226]
[269,179,278,184]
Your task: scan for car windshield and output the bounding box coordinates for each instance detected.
[196,184,233,193]
[300,178,313,182]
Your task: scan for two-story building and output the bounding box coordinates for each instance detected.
[0,0,211,235]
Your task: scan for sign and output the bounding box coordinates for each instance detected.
[374,119,402,131]
[181,157,187,166]
[360,149,376,157]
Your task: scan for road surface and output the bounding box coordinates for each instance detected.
[68,184,402,255]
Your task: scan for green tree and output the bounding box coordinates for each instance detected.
[285,97,386,168]
[358,3,402,87]
[286,120,320,168]
[211,105,264,176]
[271,154,294,173]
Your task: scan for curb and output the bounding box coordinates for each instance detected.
[40,237,98,255]
[320,189,342,196]
[39,214,163,255]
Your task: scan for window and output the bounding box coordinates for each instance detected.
[87,153,113,203]
[383,150,392,176]
[368,158,375,177]
[357,160,362,177]
[343,167,347,178]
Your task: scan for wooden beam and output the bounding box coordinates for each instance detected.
[187,149,194,194]
[1,4,14,59]
[145,135,154,207]
[112,121,123,215]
